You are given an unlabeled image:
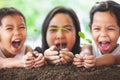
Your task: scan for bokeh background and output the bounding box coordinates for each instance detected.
[0,0,120,48]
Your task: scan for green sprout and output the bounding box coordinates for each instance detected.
[33,28,39,33]
[78,31,92,45]
[49,26,69,31]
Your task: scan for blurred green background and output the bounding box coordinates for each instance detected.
[0,0,119,48]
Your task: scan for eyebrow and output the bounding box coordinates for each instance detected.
[49,25,72,28]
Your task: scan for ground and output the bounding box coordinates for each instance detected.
[0,64,120,80]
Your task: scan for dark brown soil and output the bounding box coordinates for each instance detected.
[0,64,120,80]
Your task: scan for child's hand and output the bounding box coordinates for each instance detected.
[33,51,45,68]
[59,48,74,64]
[83,54,96,68]
[22,52,35,69]
[44,46,61,64]
[73,54,84,67]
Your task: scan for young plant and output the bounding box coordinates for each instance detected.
[78,31,92,46]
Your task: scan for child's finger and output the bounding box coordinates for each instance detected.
[45,55,60,61]
[44,49,59,56]
[75,54,83,59]
[73,57,83,62]
[34,57,45,67]
[73,61,83,66]
[84,55,95,60]
[47,59,61,64]
[60,50,74,59]
[60,54,72,63]
[84,62,95,68]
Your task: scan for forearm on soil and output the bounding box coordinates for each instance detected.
[95,54,115,66]
[0,57,23,68]
[114,54,120,65]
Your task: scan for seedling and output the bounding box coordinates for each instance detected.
[78,31,92,46]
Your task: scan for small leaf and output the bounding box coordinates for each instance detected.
[85,39,92,44]
[33,29,39,33]
[78,32,85,39]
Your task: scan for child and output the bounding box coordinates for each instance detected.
[0,7,45,69]
[35,6,81,65]
[73,0,120,68]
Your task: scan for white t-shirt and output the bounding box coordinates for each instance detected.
[0,45,26,59]
[92,44,120,57]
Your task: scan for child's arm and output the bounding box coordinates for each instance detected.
[81,45,116,67]
[94,53,120,66]
[113,54,120,65]
[95,54,115,66]
[0,52,35,69]
[0,57,24,68]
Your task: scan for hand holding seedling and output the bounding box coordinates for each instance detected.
[44,46,61,65]
[73,48,96,68]
[44,45,74,65]
[73,32,96,68]
[59,48,74,64]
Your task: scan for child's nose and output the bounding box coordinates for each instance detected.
[14,29,21,35]
[100,30,108,37]
[56,30,64,39]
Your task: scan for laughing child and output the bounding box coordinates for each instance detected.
[0,7,45,69]
[73,0,120,68]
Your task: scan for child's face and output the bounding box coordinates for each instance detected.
[46,13,76,51]
[0,14,26,56]
[91,11,120,54]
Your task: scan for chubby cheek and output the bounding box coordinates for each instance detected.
[67,34,76,51]
[92,32,99,43]
[22,32,27,41]
[1,34,11,47]
[46,33,55,47]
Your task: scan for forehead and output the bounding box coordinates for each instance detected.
[49,13,73,26]
[93,11,118,25]
[93,11,117,21]
[1,14,25,25]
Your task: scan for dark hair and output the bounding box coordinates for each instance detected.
[89,0,120,28]
[0,7,26,26]
[42,6,81,54]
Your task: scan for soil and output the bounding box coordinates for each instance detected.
[0,64,120,80]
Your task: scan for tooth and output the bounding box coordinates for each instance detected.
[14,40,20,41]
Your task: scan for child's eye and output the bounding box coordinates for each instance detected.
[20,26,26,29]
[63,25,72,31]
[6,27,13,30]
[93,27,100,31]
[63,27,71,31]
[108,28,114,31]
[49,27,57,32]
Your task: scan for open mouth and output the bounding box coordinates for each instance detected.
[99,41,110,50]
[12,40,21,49]
[55,43,67,50]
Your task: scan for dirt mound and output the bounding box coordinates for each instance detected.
[0,64,120,80]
